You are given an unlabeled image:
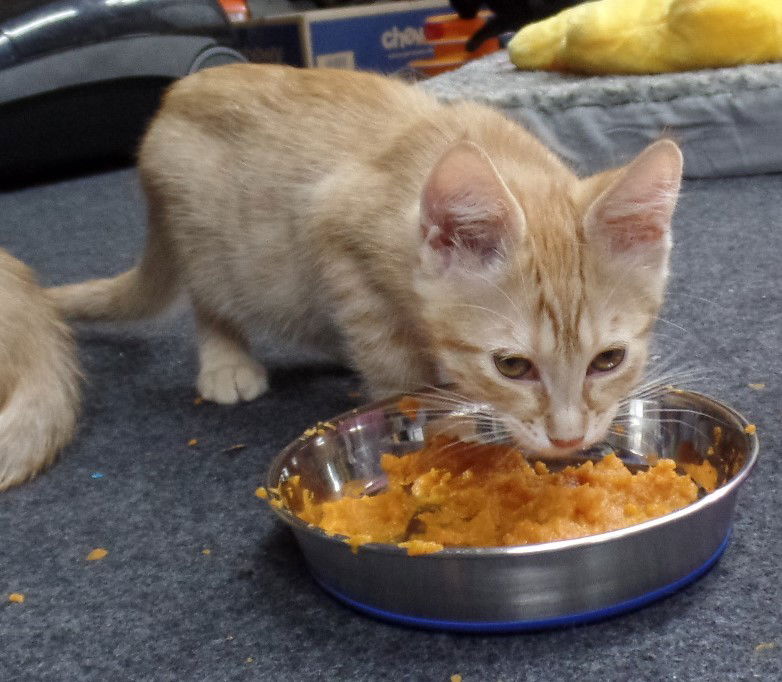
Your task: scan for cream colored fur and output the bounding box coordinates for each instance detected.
[0,249,80,490]
[48,64,682,457]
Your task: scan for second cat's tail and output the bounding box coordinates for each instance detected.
[48,218,178,322]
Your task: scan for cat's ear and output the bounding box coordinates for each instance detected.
[419,141,524,276]
[585,139,682,272]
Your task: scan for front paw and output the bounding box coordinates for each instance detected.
[197,361,268,404]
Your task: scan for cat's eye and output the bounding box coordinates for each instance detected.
[589,347,626,373]
[493,354,537,380]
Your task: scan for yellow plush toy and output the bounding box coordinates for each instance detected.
[508,0,782,74]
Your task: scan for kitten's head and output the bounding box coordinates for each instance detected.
[414,139,683,456]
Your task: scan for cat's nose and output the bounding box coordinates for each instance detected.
[549,436,584,450]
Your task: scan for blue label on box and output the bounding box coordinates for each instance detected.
[309,8,438,72]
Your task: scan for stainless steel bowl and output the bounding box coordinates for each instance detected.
[265,389,758,631]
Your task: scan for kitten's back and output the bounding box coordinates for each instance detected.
[139,64,566,201]
[137,64,575,275]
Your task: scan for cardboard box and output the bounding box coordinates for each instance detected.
[236,1,497,76]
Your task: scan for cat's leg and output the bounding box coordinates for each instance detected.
[194,307,268,404]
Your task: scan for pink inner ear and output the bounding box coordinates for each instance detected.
[601,199,670,251]
[420,142,519,262]
[588,140,683,255]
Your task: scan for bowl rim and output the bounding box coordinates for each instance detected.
[265,388,759,558]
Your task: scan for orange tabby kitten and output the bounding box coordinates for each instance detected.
[0,249,79,489]
[50,64,682,457]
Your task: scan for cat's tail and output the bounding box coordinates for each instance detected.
[48,216,178,322]
[0,341,80,490]
[0,293,80,491]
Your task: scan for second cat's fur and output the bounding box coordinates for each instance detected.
[49,64,682,457]
[0,249,79,489]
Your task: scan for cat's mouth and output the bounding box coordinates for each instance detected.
[536,440,595,459]
[421,398,606,459]
[498,416,608,460]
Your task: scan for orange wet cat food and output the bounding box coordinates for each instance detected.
[277,437,700,555]
[680,460,719,493]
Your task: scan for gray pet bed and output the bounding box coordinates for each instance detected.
[423,52,782,178]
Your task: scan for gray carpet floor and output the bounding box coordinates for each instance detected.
[1,167,780,681]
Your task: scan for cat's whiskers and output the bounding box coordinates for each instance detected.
[383,403,499,424]
[417,383,475,403]
[613,405,715,420]
[630,368,712,396]
[634,349,712,386]
[617,408,725,426]
[610,416,713,441]
[653,316,691,336]
[647,330,693,346]
[671,291,719,307]
[383,408,456,420]
[404,386,478,410]
[422,430,516,458]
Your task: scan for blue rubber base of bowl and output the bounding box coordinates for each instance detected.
[314,531,731,633]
